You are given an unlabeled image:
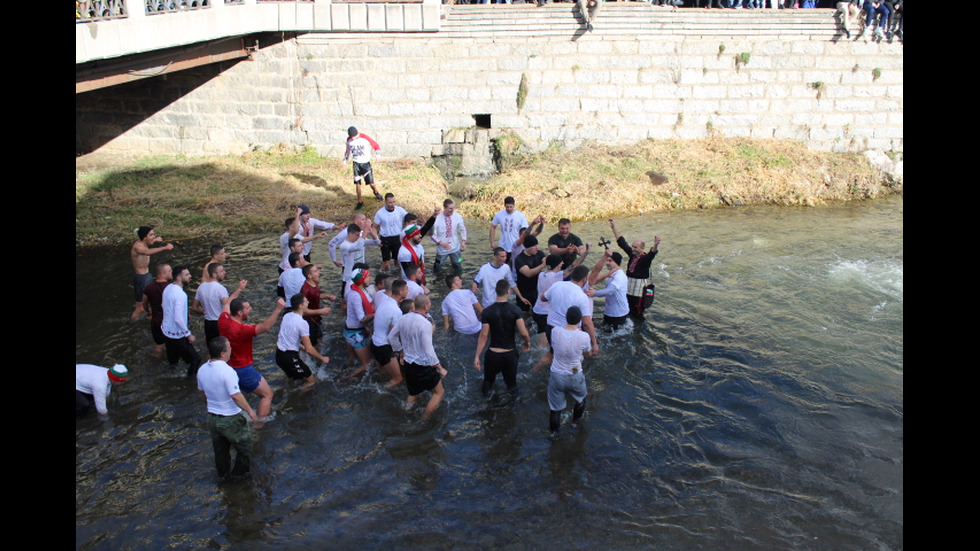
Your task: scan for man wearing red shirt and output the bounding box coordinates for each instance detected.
[218,297,286,421]
[300,264,335,347]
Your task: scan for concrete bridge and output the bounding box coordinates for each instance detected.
[76,2,902,158]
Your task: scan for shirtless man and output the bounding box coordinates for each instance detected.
[201,244,227,283]
[131,226,173,319]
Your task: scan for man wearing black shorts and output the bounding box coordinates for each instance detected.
[373,193,409,273]
[388,295,447,420]
[275,294,330,388]
[342,126,384,210]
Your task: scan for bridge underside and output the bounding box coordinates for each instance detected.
[76,34,284,94]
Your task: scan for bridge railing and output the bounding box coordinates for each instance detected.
[77,0,439,64]
[77,0,422,23]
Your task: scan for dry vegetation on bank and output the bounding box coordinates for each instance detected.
[75,138,901,246]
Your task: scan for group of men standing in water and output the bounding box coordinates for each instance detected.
[113,178,661,479]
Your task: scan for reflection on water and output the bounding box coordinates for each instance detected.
[77,197,902,550]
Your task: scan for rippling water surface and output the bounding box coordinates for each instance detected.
[76,197,903,550]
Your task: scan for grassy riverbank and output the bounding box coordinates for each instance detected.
[75,138,901,246]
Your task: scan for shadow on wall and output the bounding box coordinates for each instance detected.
[75,60,243,156]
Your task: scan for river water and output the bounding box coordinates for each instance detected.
[76,197,903,550]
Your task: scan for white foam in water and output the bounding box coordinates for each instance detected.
[828,258,904,301]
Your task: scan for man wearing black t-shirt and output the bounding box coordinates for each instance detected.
[514,235,547,313]
[474,279,532,396]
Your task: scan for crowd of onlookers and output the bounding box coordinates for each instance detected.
[836,0,902,40]
[444,0,903,42]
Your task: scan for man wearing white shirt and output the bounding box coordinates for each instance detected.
[276,293,330,389]
[403,264,429,300]
[533,264,599,373]
[442,274,484,335]
[388,294,447,420]
[162,265,202,377]
[374,193,409,272]
[472,247,527,310]
[372,278,408,389]
[332,223,379,297]
[277,252,309,301]
[489,196,528,264]
[431,198,467,277]
[192,263,246,345]
[588,250,630,329]
[343,266,376,381]
[546,306,594,434]
[197,337,256,479]
[76,364,129,417]
[296,204,335,264]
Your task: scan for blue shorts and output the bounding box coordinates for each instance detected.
[235,364,262,393]
[344,328,369,350]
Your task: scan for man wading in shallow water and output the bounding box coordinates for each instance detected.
[130,225,173,320]
[547,305,594,434]
[609,218,661,319]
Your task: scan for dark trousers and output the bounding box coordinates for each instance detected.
[482,349,519,394]
[165,336,202,376]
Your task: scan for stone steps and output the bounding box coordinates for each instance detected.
[441,4,839,38]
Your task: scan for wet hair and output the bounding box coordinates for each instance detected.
[209,336,230,360]
[207,263,222,278]
[348,126,358,137]
[546,254,563,269]
[137,226,153,240]
[290,293,306,310]
[229,298,246,317]
[389,279,407,298]
[571,265,590,283]
[495,279,511,297]
[565,305,583,326]
[524,235,538,248]
[210,244,224,257]
[288,251,303,268]
[347,223,361,235]
[610,252,623,266]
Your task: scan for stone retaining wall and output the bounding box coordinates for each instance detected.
[76,30,903,158]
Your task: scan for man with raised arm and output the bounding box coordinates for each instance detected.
[130,225,174,320]
[219,296,287,421]
[609,218,661,319]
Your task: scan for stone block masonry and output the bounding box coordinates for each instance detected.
[78,31,902,158]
